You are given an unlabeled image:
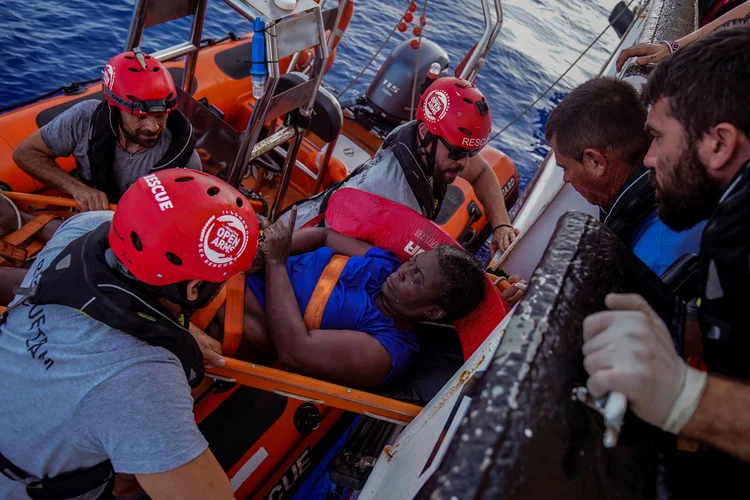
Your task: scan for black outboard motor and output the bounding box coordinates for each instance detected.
[366,38,449,123]
[609,1,635,38]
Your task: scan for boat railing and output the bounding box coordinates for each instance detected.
[125,0,209,95]
[121,0,331,221]
[221,0,329,220]
[459,0,503,83]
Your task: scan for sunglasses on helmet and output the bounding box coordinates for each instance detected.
[437,136,482,160]
[132,97,177,115]
[104,87,176,115]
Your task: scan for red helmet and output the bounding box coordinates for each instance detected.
[102,48,177,116]
[416,77,492,151]
[109,169,259,286]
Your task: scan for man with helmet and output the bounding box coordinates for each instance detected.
[285,76,518,255]
[0,169,258,499]
[12,48,201,212]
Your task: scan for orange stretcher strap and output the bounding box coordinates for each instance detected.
[303,255,349,331]
[222,273,246,358]
[0,214,57,266]
[0,240,28,264]
[189,273,246,357]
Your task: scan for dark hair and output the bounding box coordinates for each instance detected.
[545,77,651,167]
[434,244,486,321]
[641,27,750,145]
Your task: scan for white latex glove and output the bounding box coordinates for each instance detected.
[582,293,708,434]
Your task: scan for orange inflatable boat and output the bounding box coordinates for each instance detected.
[0,0,518,496]
[0,186,509,499]
[0,1,518,251]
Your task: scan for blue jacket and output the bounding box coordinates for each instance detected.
[600,165,704,277]
[630,211,705,276]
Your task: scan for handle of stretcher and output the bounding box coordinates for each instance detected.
[208,357,423,425]
[2,192,117,212]
[4,191,265,216]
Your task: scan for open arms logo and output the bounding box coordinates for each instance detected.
[199,211,249,268]
[422,89,450,123]
[103,64,115,90]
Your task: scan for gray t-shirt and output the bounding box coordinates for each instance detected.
[0,212,208,500]
[40,100,202,197]
[287,123,424,229]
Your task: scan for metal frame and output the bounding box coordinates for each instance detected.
[227,20,282,189]
[459,0,503,82]
[220,0,330,220]
[269,19,329,220]
[287,0,347,75]
[125,0,209,94]
[124,0,329,219]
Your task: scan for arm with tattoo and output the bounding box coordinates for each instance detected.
[678,2,750,47]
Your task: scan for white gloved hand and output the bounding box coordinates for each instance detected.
[582,293,708,434]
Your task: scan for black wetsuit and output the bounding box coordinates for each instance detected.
[674,159,750,498]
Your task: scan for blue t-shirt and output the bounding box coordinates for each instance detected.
[246,246,419,384]
[0,212,207,500]
[631,211,706,276]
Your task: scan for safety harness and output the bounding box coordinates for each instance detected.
[0,222,208,500]
[0,247,350,500]
[84,102,196,202]
[285,121,447,223]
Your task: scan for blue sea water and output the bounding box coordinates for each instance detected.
[0,0,622,190]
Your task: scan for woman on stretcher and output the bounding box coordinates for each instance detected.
[202,207,487,389]
[0,198,518,390]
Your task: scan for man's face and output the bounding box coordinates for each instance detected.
[119,111,169,149]
[432,137,472,184]
[643,98,721,231]
[551,136,608,206]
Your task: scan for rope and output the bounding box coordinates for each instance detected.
[0,193,23,232]
[334,3,416,97]
[0,78,102,114]
[487,0,639,143]
[409,0,428,120]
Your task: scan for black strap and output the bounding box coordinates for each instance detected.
[287,122,446,223]
[85,102,196,202]
[0,449,114,500]
[599,164,655,244]
[30,223,205,388]
[389,123,446,220]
